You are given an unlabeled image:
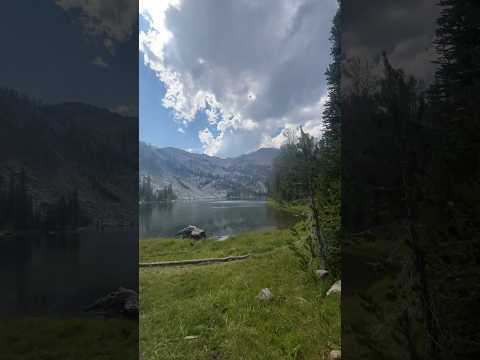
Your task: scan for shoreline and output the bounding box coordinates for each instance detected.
[139,197,269,205]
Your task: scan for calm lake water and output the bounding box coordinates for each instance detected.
[0,230,138,315]
[140,200,296,239]
[0,201,293,314]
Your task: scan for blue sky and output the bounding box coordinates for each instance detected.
[140,45,212,152]
[139,13,218,153]
[139,0,337,157]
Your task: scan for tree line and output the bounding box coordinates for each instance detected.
[271,0,479,355]
[0,168,87,232]
[341,0,479,358]
[139,175,177,202]
[269,1,341,276]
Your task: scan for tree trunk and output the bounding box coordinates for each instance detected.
[308,177,327,264]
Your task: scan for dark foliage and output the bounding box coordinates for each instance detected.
[342,0,480,358]
[0,167,87,231]
[269,2,342,276]
[0,87,138,228]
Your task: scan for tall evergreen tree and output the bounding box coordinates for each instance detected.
[322,0,342,146]
[434,0,480,110]
[269,3,342,275]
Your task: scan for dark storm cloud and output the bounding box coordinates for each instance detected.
[343,0,441,82]
[55,0,137,54]
[0,1,137,111]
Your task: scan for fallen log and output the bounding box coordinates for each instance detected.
[139,254,250,268]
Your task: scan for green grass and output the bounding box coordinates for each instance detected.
[266,198,308,216]
[140,229,340,359]
[140,229,294,262]
[1,317,137,360]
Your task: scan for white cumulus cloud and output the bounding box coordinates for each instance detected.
[140,0,337,157]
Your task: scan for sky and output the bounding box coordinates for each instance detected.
[343,0,440,85]
[139,0,338,157]
[0,1,440,158]
[0,0,138,115]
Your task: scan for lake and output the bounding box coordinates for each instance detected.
[0,230,138,315]
[0,201,294,313]
[140,200,296,239]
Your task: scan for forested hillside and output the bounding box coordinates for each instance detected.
[342,0,480,358]
[0,89,138,231]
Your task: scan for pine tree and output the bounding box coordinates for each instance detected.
[322,0,342,146]
[434,0,480,110]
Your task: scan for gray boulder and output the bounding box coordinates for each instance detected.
[326,280,341,296]
[329,350,341,360]
[256,288,273,302]
[85,287,138,317]
[176,225,206,240]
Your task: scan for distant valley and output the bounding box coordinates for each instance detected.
[139,142,280,200]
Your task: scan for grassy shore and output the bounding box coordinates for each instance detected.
[140,229,340,359]
[1,317,137,360]
[266,198,308,216]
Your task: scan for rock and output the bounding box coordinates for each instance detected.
[176,225,206,240]
[329,350,341,360]
[326,280,341,296]
[190,228,206,240]
[184,335,199,340]
[315,269,329,279]
[256,288,273,301]
[84,287,138,317]
[176,225,195,237]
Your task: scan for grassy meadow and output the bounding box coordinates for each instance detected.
[1,317,137,360]
[140,229,340,359]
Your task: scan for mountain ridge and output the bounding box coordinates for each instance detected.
[139,141,280,200]
[0,89,138,227]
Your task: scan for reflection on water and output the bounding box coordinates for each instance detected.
[0,230,138,315]
[140,200,295,239]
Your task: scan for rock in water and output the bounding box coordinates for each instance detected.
[176,225,195,237]
[329,350,341,360]
[190,227,206,240]
[84,287,138,317]
[315,269,329,279]
[256,288,273,301]
[326,280,341,296]
[176,225,206,240]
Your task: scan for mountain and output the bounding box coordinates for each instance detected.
[0,88,138,228]
[139,142,280,200]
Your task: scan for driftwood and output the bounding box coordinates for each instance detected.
[139,255,249,268]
